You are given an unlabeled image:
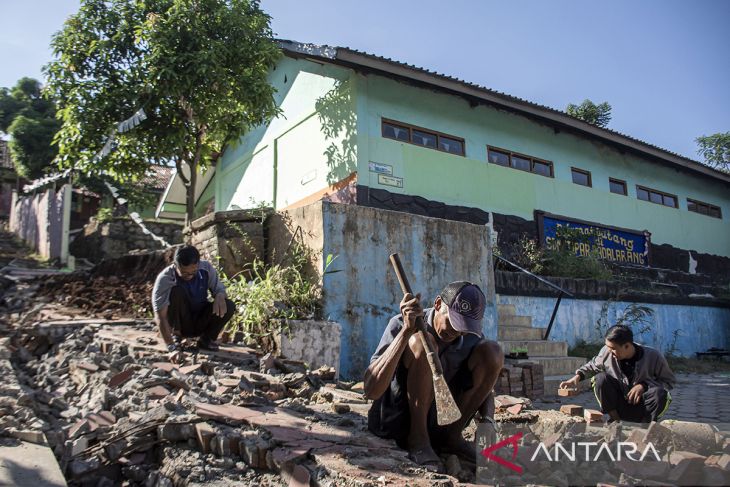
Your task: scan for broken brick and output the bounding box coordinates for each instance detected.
[559,404,583,417]
[108,369,134,389]
[584,409,603,423]
[179,363,202,375]
[558,388,579,397]
[288,464,311,487]
[153,362,177,373]
[145,385,171,399]
[506,404,523,415]
[195,423,216,455]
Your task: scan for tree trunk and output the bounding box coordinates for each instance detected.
[185,161,197,228]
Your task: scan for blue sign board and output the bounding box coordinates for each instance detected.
[537,212,650,266]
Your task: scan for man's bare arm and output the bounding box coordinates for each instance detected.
[363,328,416,400]
[155,306,174,345]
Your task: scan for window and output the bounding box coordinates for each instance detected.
[609,178,627,195]
[571,167,592,187]
[381,118,465,156]
[688,198,722,219]
[636,185,677,208]
[486,146,554,177]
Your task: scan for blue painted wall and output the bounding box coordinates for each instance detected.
[499,295,730,356]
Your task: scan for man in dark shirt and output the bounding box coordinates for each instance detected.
[152,245,235,362]
[363,282,504,472]
[561,324,675,422]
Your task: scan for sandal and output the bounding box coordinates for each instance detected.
[408,446,445,473]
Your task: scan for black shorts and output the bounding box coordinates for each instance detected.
[367,356,475,448]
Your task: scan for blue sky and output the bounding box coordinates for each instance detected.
[1,0,728,161]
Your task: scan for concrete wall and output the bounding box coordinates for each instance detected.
[309,201,495,380]
[216,57,356,212]
[498,295,730,356]
[9,186,67,260]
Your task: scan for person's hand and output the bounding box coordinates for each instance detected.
[627,383,645,405]
[400,292,423,334]
[560,375,580,390]
[213,293,227,317]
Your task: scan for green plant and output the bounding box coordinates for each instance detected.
[221,243,323,350]
[541,226,612,280]
[95,207,113,223]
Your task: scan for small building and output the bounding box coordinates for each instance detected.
[202,40,729,279]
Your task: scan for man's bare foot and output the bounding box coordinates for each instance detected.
[408,444,445,473]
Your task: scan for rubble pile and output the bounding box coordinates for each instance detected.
[2,320,460,486]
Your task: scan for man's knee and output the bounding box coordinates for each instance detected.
[593,372,608,389]
[405,332,436,367]
[469,339,504,372]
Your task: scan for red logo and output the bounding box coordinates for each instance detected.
[481,433,523,473]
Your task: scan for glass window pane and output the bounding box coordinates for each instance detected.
[533,161,552,177]
[610,180,626,195]
[663,195,676,207]
[637,188,649,201]
[709,207,721,218]
[382,122,409,141]
[488,149,510,166]
[512,155,530,171]
[439,136,463,155]
[571,169,590,186]
[698,204,709,215]
[412,129,437,148]
[650,192,663,204]
[687,201,697,212]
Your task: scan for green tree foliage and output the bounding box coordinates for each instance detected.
[695,132,730,173]
[45,0,281,224]
[566,99,612,128]
[0,77,61,178]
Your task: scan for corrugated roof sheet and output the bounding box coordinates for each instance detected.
[141,165,173,192]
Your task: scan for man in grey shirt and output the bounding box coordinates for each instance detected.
[363,281,504,473]
[152,245,234,361]
[561,324,675,422]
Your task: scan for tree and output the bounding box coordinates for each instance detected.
[0,77,61,178]
[566,99,612,128]
[46,0,281,225]
[695,132,729,173]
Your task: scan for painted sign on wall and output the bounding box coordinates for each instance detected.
[536,212,651,266]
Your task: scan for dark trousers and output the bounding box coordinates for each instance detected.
[593,372,670,422]
[168,286,235,341]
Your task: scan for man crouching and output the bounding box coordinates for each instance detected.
[363,281,503,472]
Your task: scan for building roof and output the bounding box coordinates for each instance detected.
[278,40,730,186]
[141,165,174,192]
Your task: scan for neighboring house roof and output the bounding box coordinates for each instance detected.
[141,165,174,192]
[155,163,215,220]
[278,40,730,186]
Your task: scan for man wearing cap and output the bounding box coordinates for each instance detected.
[364,282,503,472]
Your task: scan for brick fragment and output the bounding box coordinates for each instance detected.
[583,409,603,423]
[195,423,216,454]
[558,388,579,397]
[506,404,523,415]
[559,404,583,416]
[108,369,134,389]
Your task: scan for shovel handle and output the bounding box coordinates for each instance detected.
[389,253,444,376]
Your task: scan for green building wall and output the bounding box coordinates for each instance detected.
[356,74,730,258]
[217,55,729,259]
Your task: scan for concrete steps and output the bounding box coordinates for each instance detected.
[499,339,567,357]
[497,299,586,396]
[498,326,545,340]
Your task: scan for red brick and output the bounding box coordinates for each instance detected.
[108,369,134,389]
[506,404,523,415]
[558,388,579,397]
[584,409,603,423]
[560,404,583,416]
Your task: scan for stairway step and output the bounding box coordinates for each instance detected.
[506,356,587,376]
[498,326,544,340]
[497,303,516,320]
[500,315,532,327]
[543,374,591,397]
[499,340,567,357]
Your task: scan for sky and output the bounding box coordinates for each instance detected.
[1,0,728,161]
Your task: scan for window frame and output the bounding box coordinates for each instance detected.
[486,145,554,178]
[571,167,592,187]
[687,198,722,219]
[381,118,465,156]
[609,178,628,196]
[635,185,678,209]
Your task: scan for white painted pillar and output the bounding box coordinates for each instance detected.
[60,183,72,265]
